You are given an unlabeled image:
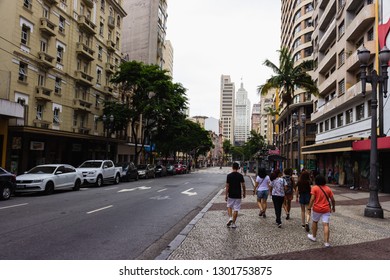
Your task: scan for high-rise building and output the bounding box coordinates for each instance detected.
[251,103,261,133]
[234,82,251,145]
[260,93,274,145]
[121,0,167,67]
[220,75,235,144]
[278,0,315,169]
[162,40,173,77]
[0,0,126,172]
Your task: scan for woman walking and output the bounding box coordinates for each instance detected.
[296,170,312,232]
[253,168,270,218]
[307,175,336,247]
[270,169,287,228]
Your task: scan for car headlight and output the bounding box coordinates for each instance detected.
[32,179,44,183]
[87,171,97,175]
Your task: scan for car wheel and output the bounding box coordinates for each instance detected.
[114,174,120,185]
[73,179,81,191]
[96,175,103,187]
[44,182,54,195]
[0,185,11,200]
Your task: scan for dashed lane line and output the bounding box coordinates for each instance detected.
[0,203,28,210]
[86,205,113,214]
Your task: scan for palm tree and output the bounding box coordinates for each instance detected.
[258,47,318,167]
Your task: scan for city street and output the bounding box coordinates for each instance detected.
[0,170,226,260]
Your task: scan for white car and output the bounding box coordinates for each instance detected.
[15,164,83,195]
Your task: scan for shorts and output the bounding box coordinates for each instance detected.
[227,198,241,211]
[311,210,331,223]
[299,192,311,205]
[284,193,293,201]
[257,190,268,199]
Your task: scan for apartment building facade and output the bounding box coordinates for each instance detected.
[278,0,316,170]
[251,103,261,133]
[220,75,235,144]
[259,93,275,145]
[0,0,126,173]
[121,0,167,67]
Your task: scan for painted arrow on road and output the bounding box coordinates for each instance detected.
[181,188,197,196]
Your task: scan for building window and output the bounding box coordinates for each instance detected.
[117,15,121,28]
[338,50,345,67]
[330,117,336,129]
[337,113,343,127]
[346,108,353,124]
[73,111,77,127]
[98,46,103,60]
[319,122,324,133]
[100,0,105,12]
[96,68,102,85]
[21,25,30,45]
[57,46,64,63]
[55,77,62,94]
[99,22,104,36]
[38,74,45,86]
[59,16,65,33]
[40,39,47,52]
[338,21,345,39]
[36,104,43,120]
[23,0,32,10]
[367,27,374,41]
[325,119,329,131]
[338,79,345,95]
[53,108,60,124]
[18,62,28,82]
[95,95,100,108]
[356,103,365,121]
[294,10,301,22]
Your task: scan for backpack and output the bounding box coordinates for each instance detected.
[284,175,293,194]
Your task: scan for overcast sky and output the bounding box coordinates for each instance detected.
[166,0,281,119]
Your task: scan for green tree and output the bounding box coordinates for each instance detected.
[258,47,318,164]
[110,60,188,164]
[222,140,232,165]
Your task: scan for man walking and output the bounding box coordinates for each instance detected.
[225,162,246,228]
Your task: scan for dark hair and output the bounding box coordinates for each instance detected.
[298,170,311,185]
[284,168,293,176]
[315,175,326,186]
[258,168,267,179]
[232,162,239,170]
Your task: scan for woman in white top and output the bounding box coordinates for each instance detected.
[253,168,271,218]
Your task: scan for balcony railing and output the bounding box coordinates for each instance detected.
[35,86,53,102]
[76,42,95,61]
[37,51,55,68]
[78,15,96,35]
[39,18,56,37]
[75,70,93,87]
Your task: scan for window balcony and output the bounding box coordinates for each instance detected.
[76,42,95,61]
[345,40,375,73]
[43,0,58,5]
[39,18,57,37]
[75,70,93,87]
[81,0,93,9]
[105,62,115,74]
[346,3,375,42]
[317,45,336,75]
[106,39,116,52]
[318,18,336,52]
[104,85,114,94]
[73,98,92,112]
[78,15,96,35]
[318,70,337,97]
[37,51,55,68]
[108,16,115,29]
[35,86,53,102]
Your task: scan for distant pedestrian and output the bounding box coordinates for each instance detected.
[296,170,312,232]
[307,175,336,247]
[253,168,270,218]
[327,169,333,183]
[225,162,246,228]
[282,168,295,220]
[270,169,286,228]
[243,164,247,175]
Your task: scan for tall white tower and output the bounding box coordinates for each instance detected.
[220,75,235,144]
[234,82,251,145]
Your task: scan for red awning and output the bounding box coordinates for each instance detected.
[353,136,390,151]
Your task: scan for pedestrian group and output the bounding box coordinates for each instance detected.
[224,162,336,248]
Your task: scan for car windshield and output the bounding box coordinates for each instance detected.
[137,165,147,169]
[28,166,57,174]
[115,162,127,168]
[79,161,102,168]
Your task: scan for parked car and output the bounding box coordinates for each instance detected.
[137,164,155,179]
[77,160,122,187]
[174,164,186,174]
[155,165,167,177]
[0,167,16,200]
[116,162,138,182]
[166,164,176,175]
[15,164,82,195]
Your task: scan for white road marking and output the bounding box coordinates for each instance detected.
[86,205,113,214]
[150,195,170,200]
[184,182,189,185]
[181,188,197,196]
[157,188,167,192]
[104,187,118,191]
[0,203,28,210]
[137,186,151,190]
[117,186,151,193]
[118,188,137,192]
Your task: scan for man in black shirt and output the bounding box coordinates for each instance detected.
[225,162,246,228]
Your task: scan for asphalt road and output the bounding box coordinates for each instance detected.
[0,171,225,260]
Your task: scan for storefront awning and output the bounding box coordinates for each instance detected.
[301,137,361,155]
[353,136,390,151]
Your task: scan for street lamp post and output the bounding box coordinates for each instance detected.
[357,45,389,218]
[292,112,306,173]
[103,114,114,159]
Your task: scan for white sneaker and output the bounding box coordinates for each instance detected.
[324,242,331,247]
[226,219,233,227]
[230,223,237,228]
[307,234,317,242]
